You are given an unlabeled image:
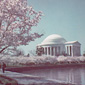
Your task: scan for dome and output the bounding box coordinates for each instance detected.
[40,34,66,45]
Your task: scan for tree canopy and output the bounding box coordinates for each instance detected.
[0,0,43,53]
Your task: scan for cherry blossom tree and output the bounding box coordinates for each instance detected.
[0,0,43,53]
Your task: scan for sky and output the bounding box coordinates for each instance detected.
[20,0,85,55]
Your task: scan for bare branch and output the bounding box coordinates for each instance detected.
[0,46,9,53]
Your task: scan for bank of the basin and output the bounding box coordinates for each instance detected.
[6,63,85,72]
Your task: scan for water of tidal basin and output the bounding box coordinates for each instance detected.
[20,66,85,85]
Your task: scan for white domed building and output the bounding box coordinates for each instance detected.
[37,34,81,56]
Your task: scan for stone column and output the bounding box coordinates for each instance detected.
[67,46,68,55]
[67,46,69,55]
[71,46,73,56]
[45,47,47,55]
[48,47,50,55]
[70,46,72,56]
[55,47,57,56]
[43,47,44,55]
[51,47,54,56]
[53,47,54,56]
[50,47,52,56]
[47,47,50,56]
[68,46,70,56]
[46,47,47,55]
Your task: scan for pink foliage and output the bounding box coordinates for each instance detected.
[0,0,43,52]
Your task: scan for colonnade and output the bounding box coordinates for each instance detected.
[43,46,61,56]
[66,46,73,56]
[43,45,80,56]
[66,45,80,56]
[37,44,81,56]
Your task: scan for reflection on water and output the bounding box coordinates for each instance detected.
[21,66,85,85]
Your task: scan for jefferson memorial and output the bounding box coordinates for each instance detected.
[37,34,81,56]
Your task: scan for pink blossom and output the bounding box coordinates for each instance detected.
[0,0,43,53]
